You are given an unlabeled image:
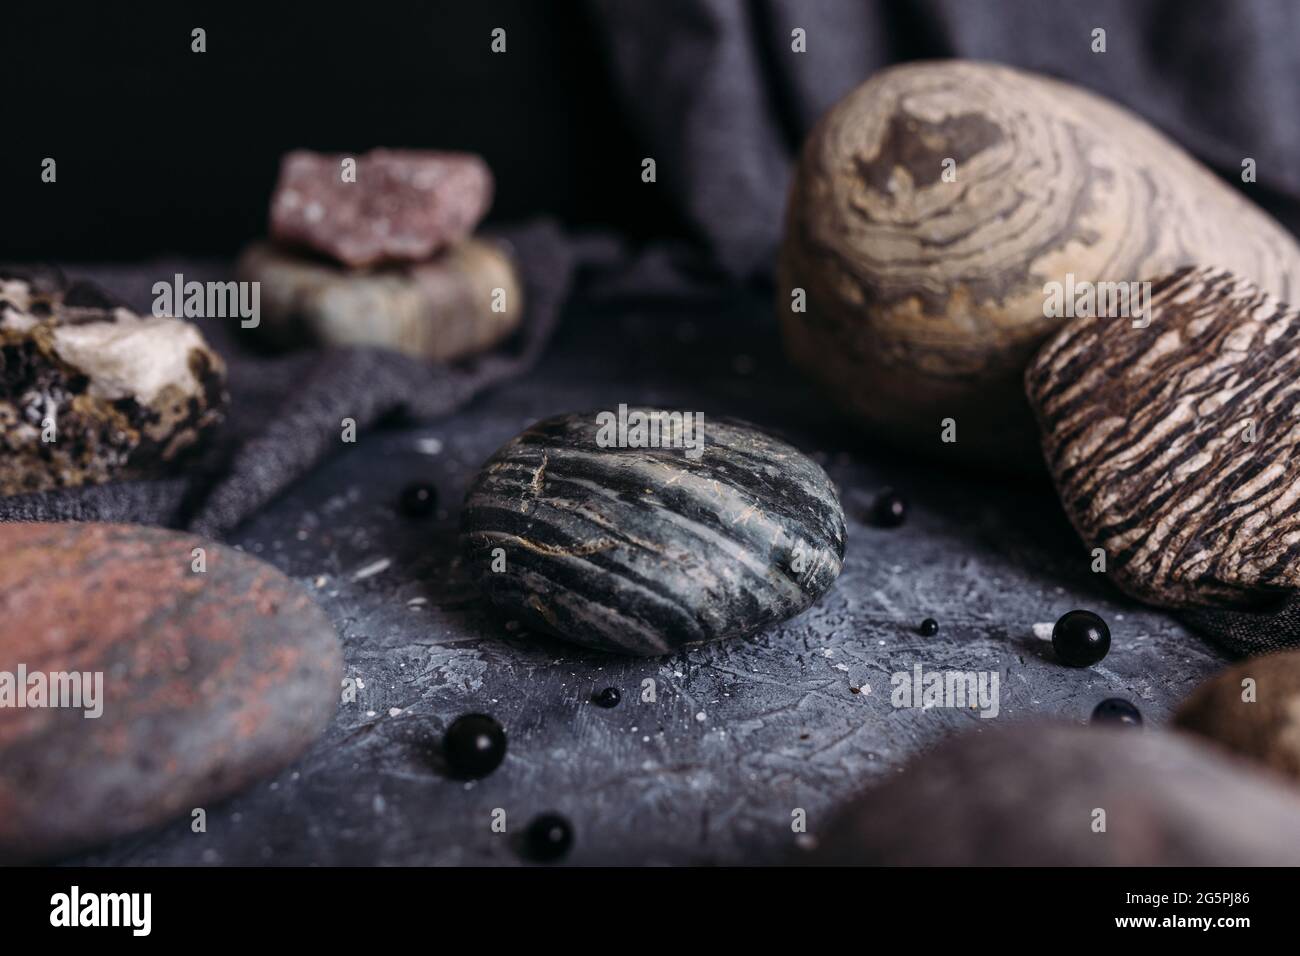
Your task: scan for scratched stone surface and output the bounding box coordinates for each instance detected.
[68,274,1230,866]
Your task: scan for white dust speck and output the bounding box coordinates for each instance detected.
[366,710,377,717]
[414,437,444,455]
[834,663,850,672]
[695,711,707,722]
[1032,622,1054,640]
[351,557,391,581]
[388,707,402,717]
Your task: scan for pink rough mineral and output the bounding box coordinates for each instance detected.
[269,148,493,268]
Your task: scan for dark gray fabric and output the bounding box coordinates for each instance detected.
[588,0,1300,280]
[1182,595,1300,656]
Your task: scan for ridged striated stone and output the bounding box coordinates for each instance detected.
[460,411,845,655]
[269,148,492,268]
[0,270,227,496]
[237,238,522,361]
[1026,267,1300,609]
[811,723,1300,865]
[1175,650,1300,781]
[0,523,342,863]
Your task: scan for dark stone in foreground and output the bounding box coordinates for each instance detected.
[460,410,846,655]
[0,523,342,863]
[810,723,1300,865]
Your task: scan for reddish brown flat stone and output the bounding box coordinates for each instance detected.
[269,148,493,267]
[0,523,342,863]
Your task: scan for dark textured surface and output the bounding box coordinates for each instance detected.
[59,281,1234,866]
[461,410,845,654]
[810,722,1300,866]
[0,522,342,864]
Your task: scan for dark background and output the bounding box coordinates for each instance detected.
[4,1,1299,265]
[0,2,677,259]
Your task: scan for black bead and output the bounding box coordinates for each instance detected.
[871,489,908,528]
[442,713,506,778]
[593,687,621,708]
[1091,697,1142,726]
[523,813,573,862]
[399,482,438,517]
[918,617,939,636]
[1051,609,1111,667]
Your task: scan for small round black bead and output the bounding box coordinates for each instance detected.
[1051,609,1111,667]
[871,489,908,528]
[399,482,438,517]
[918,617,939,636]
[1091,697,1142,726]
[593,687,621,708]
[442,713,506,778]
[523,813,573,862]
